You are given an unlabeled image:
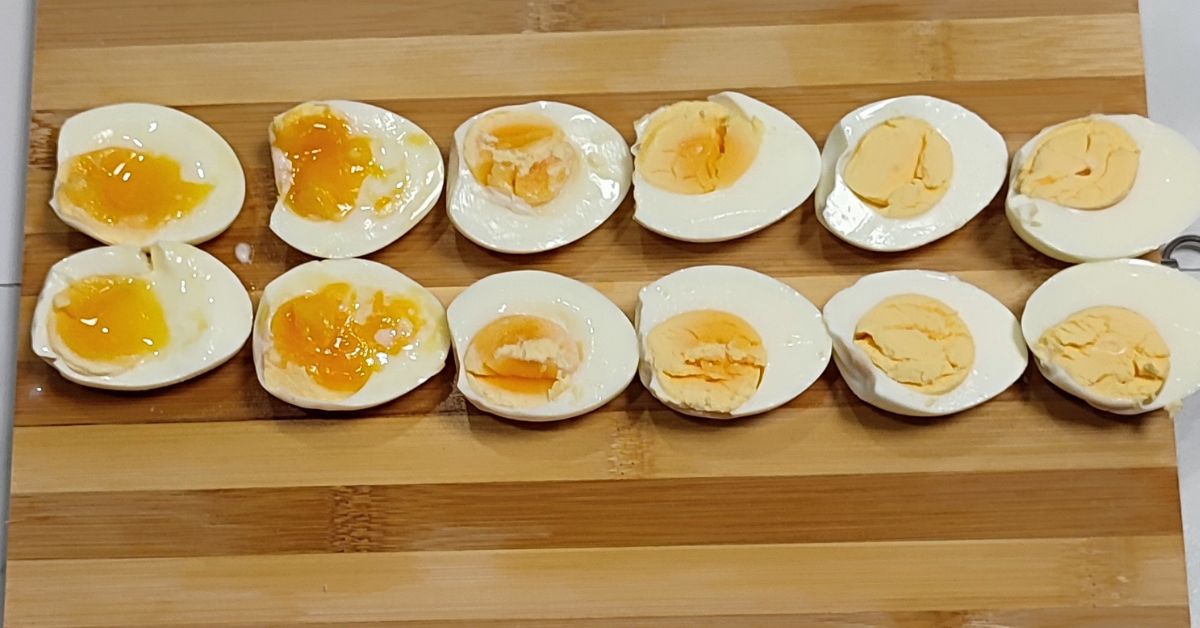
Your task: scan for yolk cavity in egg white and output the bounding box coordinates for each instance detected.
[854,294,974,394]
[51,275,170,367]
[465,315,582,408]
[61,147,214,230]
[1017,118,1140,210]
[1037,306,1169,404]
[647,310,766,414]
[465,111,577,207]
[842,117,953,218]
[636,101,763,195]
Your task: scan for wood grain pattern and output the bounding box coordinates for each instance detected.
[10,0,1186,626]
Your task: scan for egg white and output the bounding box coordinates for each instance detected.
[51,103,246,246]
[31,242,252,390]
[823,270,1028,417]
[635,265,831,419]
[446,270,638,421]
[269,100,444,259]
[447,101,631,254]
[1006,114,1200,262]
[632,92,820,243]
[252,258,450,411]
[815,95,1007,252]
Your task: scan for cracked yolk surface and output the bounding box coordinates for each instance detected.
[273,106,385,221]
[61,147,213,230]
[52,275,170,364]
[1017,118,1140,210]
[647,310,766,413]
[854,294,974,394]
[1037,306,1169,404]
[465,111,576,207]
[843,117,953,218]
[465,315,582,408]
[636,101,762,195]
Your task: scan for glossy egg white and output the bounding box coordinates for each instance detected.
[51,103,246,246]
[636,265,832,419]
[446,270,638,421]
[632,92,821,243]
[269,100,444,259]
[1021,259,1200,414]
[447,101,631,254]
[1006,114,1200,262]
[823,270,1028,417]
[31,242,252,390]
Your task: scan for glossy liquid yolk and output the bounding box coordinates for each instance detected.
[646,310,766,414]
[636,101,762,195]
[465,111,575,207]
[270,283,422,394]
[61,148,213,230]
[52,275,170,363]
[273,107,385,221]
[465,315,582,407]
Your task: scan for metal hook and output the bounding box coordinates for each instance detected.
[1162,235,1200,271]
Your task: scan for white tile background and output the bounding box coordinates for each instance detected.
[0,0,1197,623]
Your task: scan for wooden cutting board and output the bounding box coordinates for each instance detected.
[8,1,1188,626]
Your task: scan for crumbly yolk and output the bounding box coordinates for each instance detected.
[465,315,582,408]
[52,275,170,364]
[61,147,213,230]
[1017,118,1140,210]
[843,117,953,218]
[272,105,385,221]
[270,282,423,394]
[464,111,576,207]
[646,310,766,414]
[854,294,974,394]
[1037,306,1169,404]
[636,101,763,194]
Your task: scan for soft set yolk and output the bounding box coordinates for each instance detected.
[646,310,766,414]
[465,111,576,207]
[1037,306,1169,404]
[270,282,423,394]
[636,101,762,195]
[843,117,953,218]
[273,106,385,221]
[854,294,975,395]
[61,147,213,230]
[465,315,582,408]
[1017,118,1140,210]
[52,275,170,364]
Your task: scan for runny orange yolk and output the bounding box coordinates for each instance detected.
[464,111,576,207]
[635,101,763,195]
[61,147,213,230]
[272,106,385,221]
[270,282,423,394]
[465,315,582,407]
[52,275,170,363]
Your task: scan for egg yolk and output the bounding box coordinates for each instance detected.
[464,111,576,207]
[646,310,766,414]
[636,101,762,195]
[1017,118,1140,210]
[854,294,974,395]
[1037,306,1169,404]
[272,106,386,221]
[842,117,953,218]
[465,315,582,408]
[269,282,423,394]
[60,147,214,230]
[51,275,170,364]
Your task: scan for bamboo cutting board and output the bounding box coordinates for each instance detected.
[7,0,1189,626]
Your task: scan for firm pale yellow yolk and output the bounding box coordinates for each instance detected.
[465,111,576,207]
[52,275,170,364]
[61,147,213,230]
[636,101,763,195]
[273,106,385,221]
[465,315,582,408]
[647,310,766,414]
[1017,118,1140,210]
[1037,306,1169,404]
[843,117,953,218]
[270,282,423,395]
[854,294,974,394]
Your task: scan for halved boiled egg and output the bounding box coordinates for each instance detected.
[447,102,631,254]
[252,259,449,411]
[823,270,1027,416]
[636,266,831,419]
[1021,259,1200,414]
[815,95,1007,251]
[632,92,820,242]
[1006,114,1200,262]
[269,100,444,259]
[51,103,245,246]
[446,271,638,421]
[31,242,251,390]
